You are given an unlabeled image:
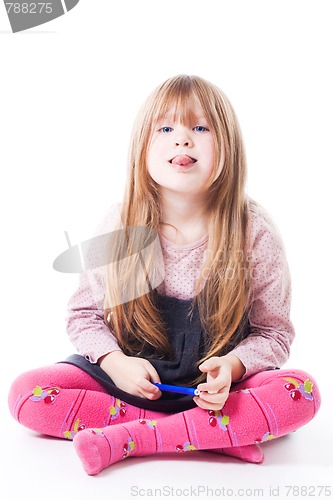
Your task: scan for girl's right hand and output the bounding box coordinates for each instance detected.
[98,350,162,400]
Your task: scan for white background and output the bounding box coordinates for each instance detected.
[0,1,332,499]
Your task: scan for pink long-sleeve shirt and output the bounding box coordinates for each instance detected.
[66,202,295,380]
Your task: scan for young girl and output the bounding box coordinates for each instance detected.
[8,75,321,475]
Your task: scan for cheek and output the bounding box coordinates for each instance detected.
[146,148,161,182]
[146,139,160,166]
[146,145,156,174]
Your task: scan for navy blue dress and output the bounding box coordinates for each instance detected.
[61,291,250,413]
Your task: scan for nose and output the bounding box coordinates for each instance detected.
[174,126,193,147]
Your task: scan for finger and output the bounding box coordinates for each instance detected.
[137,379,161,399]
[138,389,161,400]
[139,390,161,400]
[198,390,227,405]
[193,396,225,411]
[144,363,161,384]
[198,357,221,373]
[137,378,159,393]
[197,382,218,394]
[197,379,227,394]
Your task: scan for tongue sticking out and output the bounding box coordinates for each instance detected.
[171,155,195,166]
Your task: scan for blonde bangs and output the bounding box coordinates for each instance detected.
[151,77,203,129]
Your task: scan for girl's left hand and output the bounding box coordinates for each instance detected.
[194,356,235,411]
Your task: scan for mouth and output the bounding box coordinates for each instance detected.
[169,155,197,167]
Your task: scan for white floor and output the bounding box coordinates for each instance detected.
[2,365,332,500]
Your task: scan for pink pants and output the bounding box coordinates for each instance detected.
[8,363,321,450]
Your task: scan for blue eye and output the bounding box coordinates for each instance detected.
[194,126,208,133]
[159,127,173,133]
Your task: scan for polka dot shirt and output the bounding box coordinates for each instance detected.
[66,203,295,380]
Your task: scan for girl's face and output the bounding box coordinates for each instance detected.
[147,99,223,197]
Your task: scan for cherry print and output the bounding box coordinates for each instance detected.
[122,443,130,459]
[209,417,217,427]
[284,377,314,402]
[290,390,301,401]
[49,388,60,395]
[284,383,296,391]
[44,394,55,404]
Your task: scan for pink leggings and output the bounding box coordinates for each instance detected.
[8,363,320,449]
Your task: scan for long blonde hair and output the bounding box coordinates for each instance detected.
[103,75,253,385]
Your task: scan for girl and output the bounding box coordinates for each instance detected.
[8,75,321,475]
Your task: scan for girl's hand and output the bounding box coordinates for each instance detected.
[98,351,162,400]
[194,354,245,411]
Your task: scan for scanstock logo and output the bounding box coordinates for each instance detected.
[3,0,80,33]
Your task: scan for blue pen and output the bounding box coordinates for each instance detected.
[153,382,200,396]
